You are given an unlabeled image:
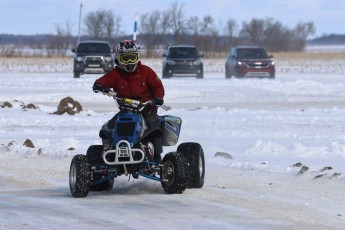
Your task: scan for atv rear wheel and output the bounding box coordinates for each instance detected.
[161,152,187,194]
[86,145,114,191]
[69,154,91,198]
[177,142,205,188]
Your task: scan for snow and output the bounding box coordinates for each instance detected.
[1,58,345,229]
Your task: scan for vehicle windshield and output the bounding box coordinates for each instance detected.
[237,48,269,59]
[168,47,199,58]
[77,43,110,53]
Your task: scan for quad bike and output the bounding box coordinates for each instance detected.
[69,91,205,197]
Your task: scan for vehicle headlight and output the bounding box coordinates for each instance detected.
[167,60,176,65]
[237,61,244,66]
[76,56,84,62]
[270,61,275,66]
[193,60,202,65]
[105,57,112,62]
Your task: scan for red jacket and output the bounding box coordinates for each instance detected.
[94,62,165,108]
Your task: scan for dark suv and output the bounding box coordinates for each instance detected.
[72,41,115,78]
[162,45,203,79]
[225,46,275,79]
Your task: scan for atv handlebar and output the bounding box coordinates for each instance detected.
[102,90,166,111]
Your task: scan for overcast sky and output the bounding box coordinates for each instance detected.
[0,0,344,38]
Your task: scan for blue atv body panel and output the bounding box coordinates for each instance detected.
[113,113,182,147]
[160,115,182,146]
[113,112,145,146]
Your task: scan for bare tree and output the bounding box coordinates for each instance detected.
[224,19,238,50]
[140,11,162,56]
[112,15,122,40]
[168,1,186,44]
[239,18,315,51]
[141,11,161,35]
[291,21,315,50]
[200,15,214,35]
[199,15,220,55]
[262,18,291,51]
[187,16,202,46]
[239,18,265,45]
[160,9,172,36]
[47,20,73,56]
[84,10,121,40]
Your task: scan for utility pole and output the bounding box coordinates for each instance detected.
[77,2,83,44]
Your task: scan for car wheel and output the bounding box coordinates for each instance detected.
[233,69,240,78]
[162,70,171,79]
[74,71,80,78]
[196,72,203,79]
[225,67,231,79]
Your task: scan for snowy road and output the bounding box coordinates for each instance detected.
[1,71,345,229]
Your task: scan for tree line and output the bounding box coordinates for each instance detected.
[79,1,316,57]
[0,1,316,57]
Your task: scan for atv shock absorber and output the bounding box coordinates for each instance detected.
[141,142,154,160]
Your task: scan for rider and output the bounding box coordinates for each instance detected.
[92,40,165,163]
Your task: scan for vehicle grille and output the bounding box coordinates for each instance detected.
[175,60,193,66]
[172,60,200,73]
[117,122,135,136]
[85,56,103,63]
[248,62,270,68]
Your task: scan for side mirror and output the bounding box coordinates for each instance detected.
[162,53,167,57]
[199,53,204,58]
[269,54,274,58]
[71,48,76,53]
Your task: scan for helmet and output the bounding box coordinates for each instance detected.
[115,40,140,73]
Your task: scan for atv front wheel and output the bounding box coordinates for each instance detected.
[161,152,187,194]
[177,142,205,188]
[69,154,91,198]
[86,145,114,191]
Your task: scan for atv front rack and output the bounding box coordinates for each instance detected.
[102,140,145,165]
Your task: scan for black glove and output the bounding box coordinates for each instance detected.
[92,84,109,93]
[151,97,164,106]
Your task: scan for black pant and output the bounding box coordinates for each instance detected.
[107,111,163,156]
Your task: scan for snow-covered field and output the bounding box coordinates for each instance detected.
[1,56,345,229]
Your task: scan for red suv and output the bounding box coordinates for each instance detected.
[225,46,275,79]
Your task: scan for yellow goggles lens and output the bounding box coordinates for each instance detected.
[119,53,139,64]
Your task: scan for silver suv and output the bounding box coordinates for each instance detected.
[72,41,115,78]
